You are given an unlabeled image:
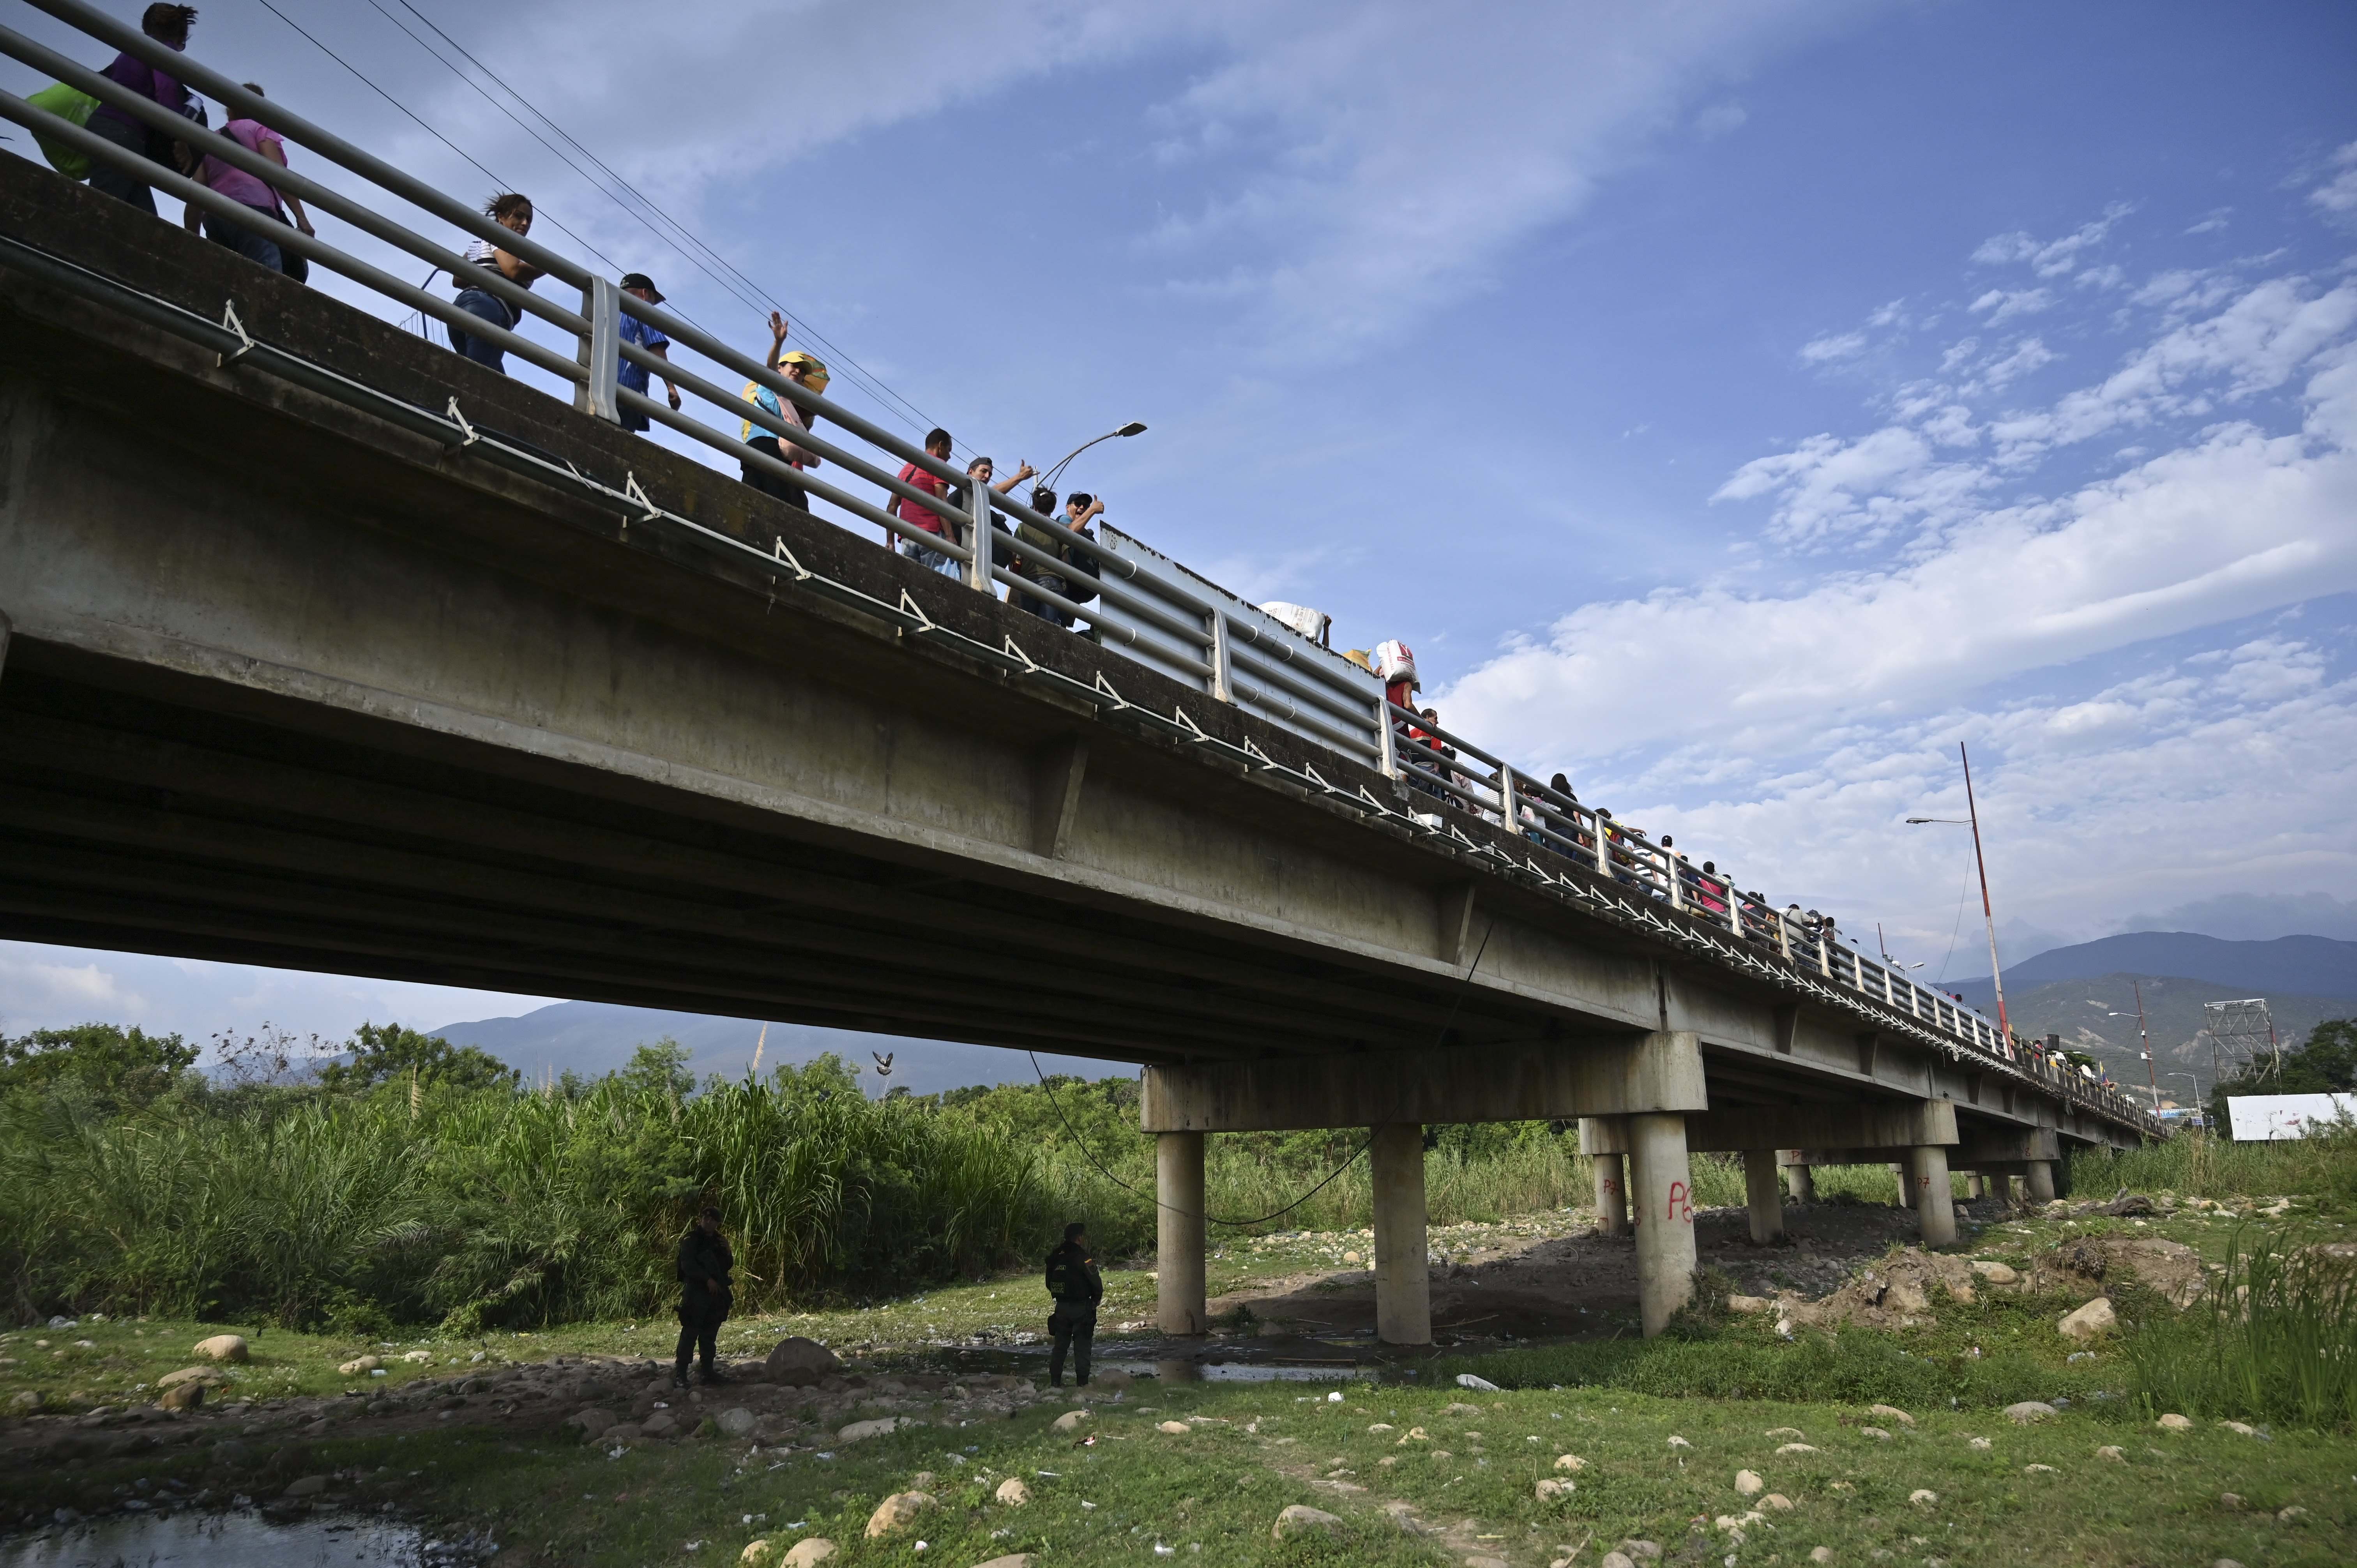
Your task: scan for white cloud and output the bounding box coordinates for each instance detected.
[1800,329,1868,364]
[1971,205,2131,277]
[2311,141,2357,219]
[1969,287,2053,325]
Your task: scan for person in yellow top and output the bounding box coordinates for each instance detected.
[740,311,827,512]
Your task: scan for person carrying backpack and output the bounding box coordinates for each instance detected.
[1042,1221,1102,1388]
[85,4,203,216]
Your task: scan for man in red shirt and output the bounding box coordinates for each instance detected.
[889,427,961,577]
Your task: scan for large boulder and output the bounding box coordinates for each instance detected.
[780,1540,837,1568]
[764,1337,843,1385]
[2059,1297,2117,1342]
[994,1478,1031,1505]
[193,1334,249,1363]
[716,1407,757,1438]
[864,1491,935,1539]
[567,1408,619,1442]
[338,1356,382,1377]
[836,1417,909,1443]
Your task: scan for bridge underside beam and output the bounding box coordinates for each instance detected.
[1139,1031,1707,1132]
[1582,1099,1958,1156]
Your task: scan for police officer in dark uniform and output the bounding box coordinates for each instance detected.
[1043,1220,1102,1388]
[674,1206,733,1389]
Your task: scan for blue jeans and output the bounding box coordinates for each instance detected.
[901,539,960,576]
[205,208,286,275]
[449,288,512,373]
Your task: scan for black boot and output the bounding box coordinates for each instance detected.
[671,1364,690,1390]
[700,1363,730,1384]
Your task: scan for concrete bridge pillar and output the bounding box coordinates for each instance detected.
[1890,1162,1913,1209]
[1785,1158,1815,1203]
[1591,1153,1629,1236]
[1995,1173,2018,1206]
[1156,1131,1207,1335]
[1369,1123,1431,1346]
[1743,1148,1783,1245]
[1626,1111,1697,1337]
[1907,1145,1957,1247]
[1965,1172,1984,1200]
[2024,1159,2056,1203]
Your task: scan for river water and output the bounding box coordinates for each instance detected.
[0,1512,443,1568]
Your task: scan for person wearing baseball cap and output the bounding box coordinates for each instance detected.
[616,272,681,431]
[739,311,828,511]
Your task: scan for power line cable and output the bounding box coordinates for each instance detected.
[1026,919,1498,1231]
[378,0,950,449]
[248,0,619,277]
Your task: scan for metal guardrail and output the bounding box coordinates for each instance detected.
[0,0,2161,1141]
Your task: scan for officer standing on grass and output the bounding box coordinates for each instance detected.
[674,1206,733,1388]
[1044,1220,1103,1388]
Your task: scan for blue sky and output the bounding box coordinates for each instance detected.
[5,0,2355,1044]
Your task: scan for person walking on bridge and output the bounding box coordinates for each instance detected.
[740,311,827,510]
[673,1206,734,1389]
[185,84,314,280]
[449,193,541,374]
[86,4,202,217]
[615,272,680,431]
[1043,1220,1102,1388]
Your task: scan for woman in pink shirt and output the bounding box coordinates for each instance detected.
[186,83,315,280]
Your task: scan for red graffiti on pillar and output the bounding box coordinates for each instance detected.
[1667,1180,1693,1224]
[1602,1179,1620,1195]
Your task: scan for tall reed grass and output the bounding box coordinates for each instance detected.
[2124,1227,2357,1430]
[2074,1123,2357,1209]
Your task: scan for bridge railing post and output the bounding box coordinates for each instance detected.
[965,480,993,596]
[579,276,620,424]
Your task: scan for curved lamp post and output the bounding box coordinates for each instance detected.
[1040,420,1147,491]
[1907,742,2011,1054]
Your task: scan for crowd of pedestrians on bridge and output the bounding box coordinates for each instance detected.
[52,4,1119,634]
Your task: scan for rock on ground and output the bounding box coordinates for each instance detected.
[1050,1410,1089,1434]
[717,1407,756,1437]
[1868,1404,1915,1425]
[1553,1453,1586,1471]
[994,1478,1030,1505]
[1535,1478,1573,1501]
[2003,1402,2057,1424]
[780,1540,837,1568]
[864,1492,935,1539]
[1272,1504,1341,1540]
[1156,1420,1189,1434]
[193,1334,248,1362]
[764,1337,844,1385]
[1599,1556,1635,1568]
[1735,1470,1763,1495]
[836,1417,908,1442]
[338,1355,382,1376]
[2058,1297,2117,1342]
[2157,1413,2192,1430]
[965,1557,1032,1568]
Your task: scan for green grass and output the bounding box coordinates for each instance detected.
[2125,1227,2357,1429]
[9,1367,2350,1567]
[2072,1124,2357,1211]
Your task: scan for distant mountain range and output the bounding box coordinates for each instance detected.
[427,932,2357,1104]
[426,1001,1129,1096]
[1987,932,2357,995]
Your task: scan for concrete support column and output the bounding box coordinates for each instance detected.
[1626,1112,1697,1337]
[1786,1160,1815,1203]
[1965,1173,1984,1200]
[1997,1174,2018,1206]
[1592,1151,1629,1237]
[2024,1160,2056,1203]
[1907,1145,1957,1246]
[1743,1148,1783,1245]
[1891,1162,1914,1208]
[1156,1131,1207,1335]
[1369,1123,1431,1346]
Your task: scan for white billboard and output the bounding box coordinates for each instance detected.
[2226,1093,2357,1141]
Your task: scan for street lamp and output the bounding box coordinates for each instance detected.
[1906,742,2012,1056]
[1041,421,1148,491]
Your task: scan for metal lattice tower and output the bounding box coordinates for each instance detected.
[2205,998,2280,1084]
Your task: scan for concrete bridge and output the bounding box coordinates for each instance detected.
[0,161,2156,1342]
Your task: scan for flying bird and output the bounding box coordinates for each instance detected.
[872,1051,895,1078]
